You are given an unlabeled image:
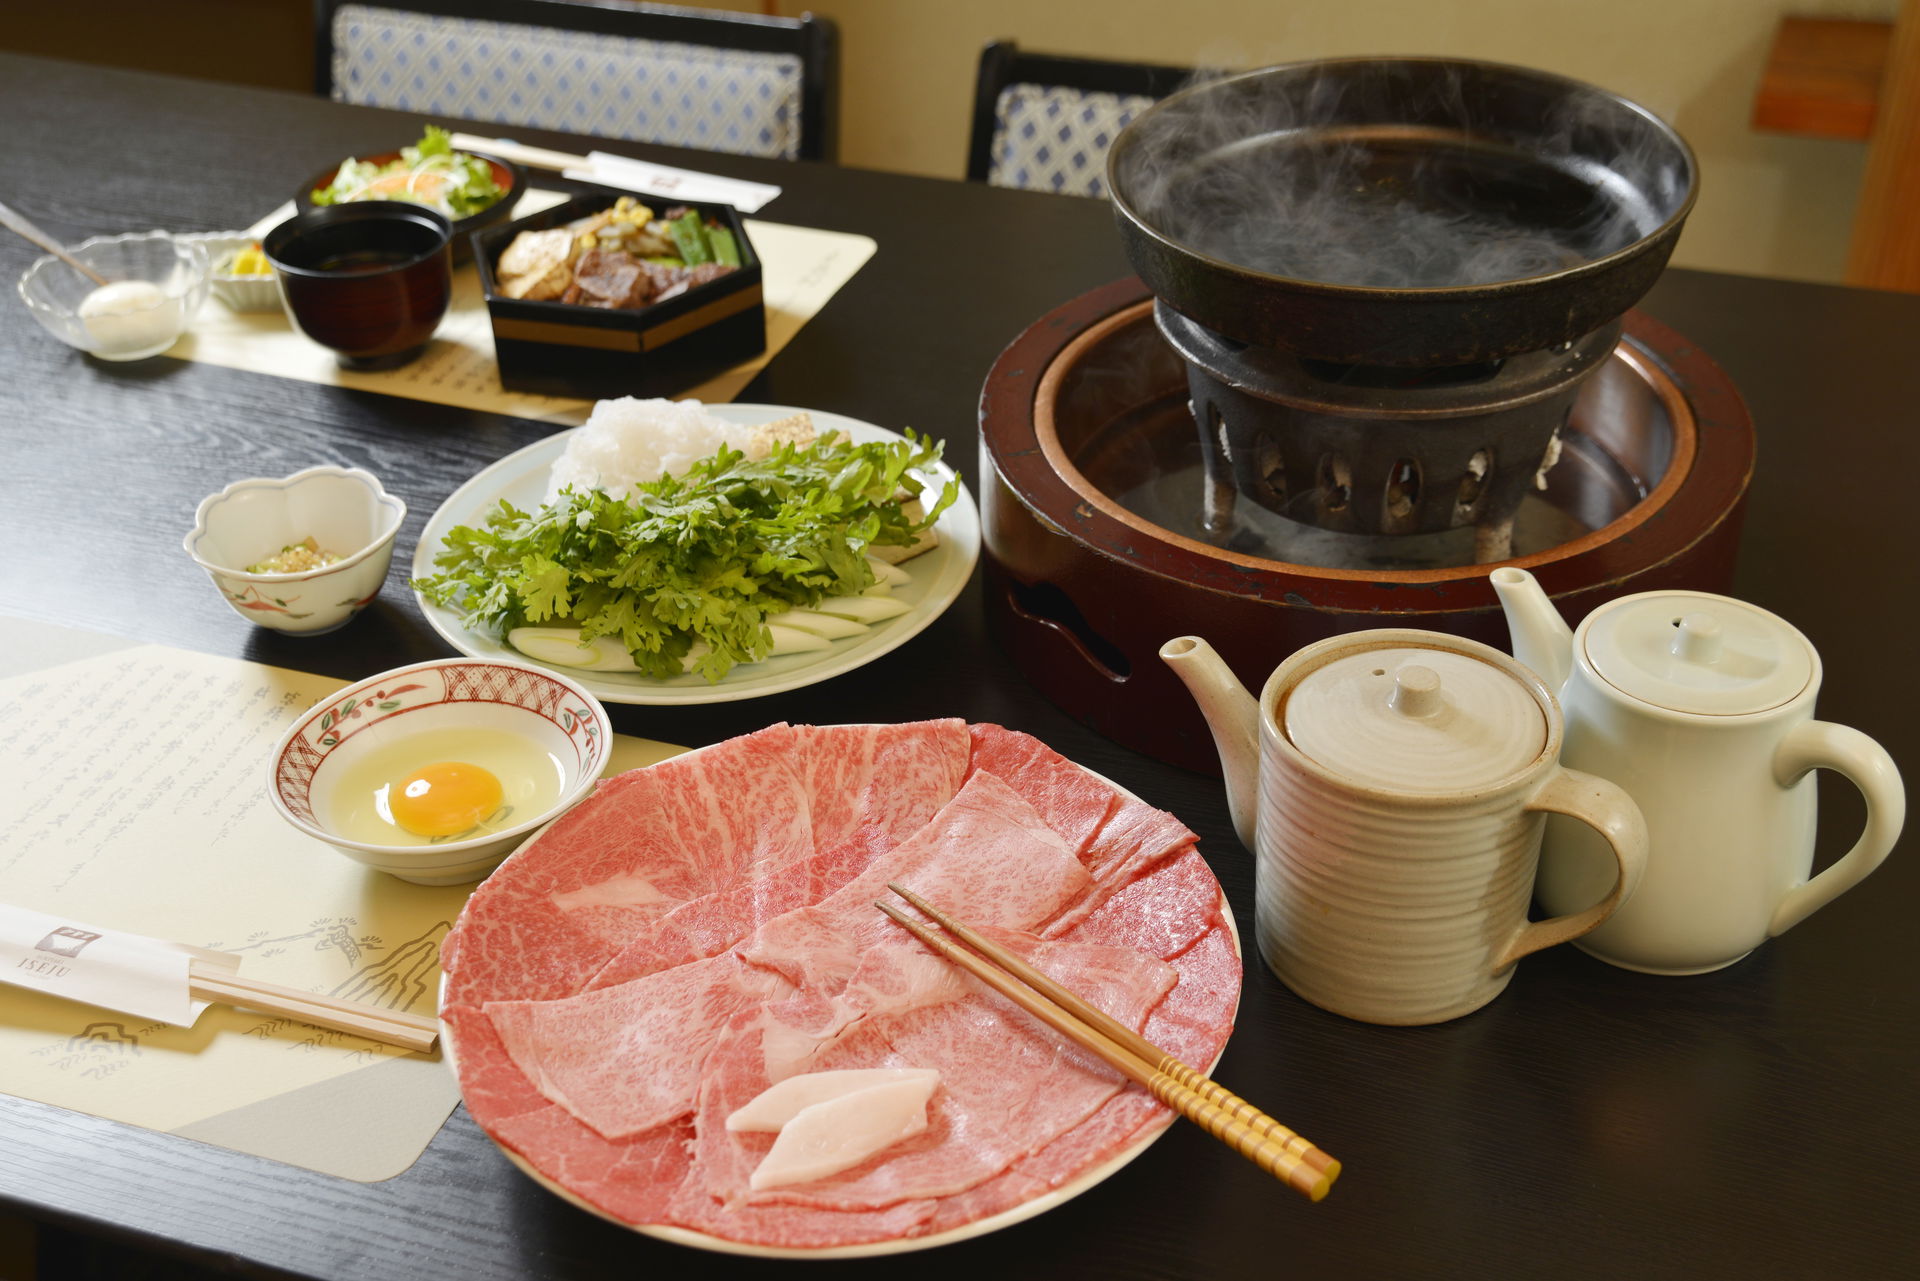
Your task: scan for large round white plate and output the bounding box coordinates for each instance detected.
[441,746,1242,1259]
[411,405,980,704]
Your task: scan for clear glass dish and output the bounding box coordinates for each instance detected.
[16,230,211,361]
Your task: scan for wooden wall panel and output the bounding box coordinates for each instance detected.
[1849,0,1920,291]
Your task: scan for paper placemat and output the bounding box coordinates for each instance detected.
[0,617,684,1181]
[170,191,876,424]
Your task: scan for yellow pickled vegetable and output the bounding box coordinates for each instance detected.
[225,244,272,277]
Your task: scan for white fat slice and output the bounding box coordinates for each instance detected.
[765,609,870,641]
[727,1067,940,1133]
[813,595,913,625]
[746,1076,941,1191]
[508,628,640,672]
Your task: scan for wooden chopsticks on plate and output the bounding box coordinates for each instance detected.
[188,962,440,1054]
[878,883,1339,1201]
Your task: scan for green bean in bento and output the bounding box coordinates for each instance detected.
[710,226,741,268]
[670,211,713,265]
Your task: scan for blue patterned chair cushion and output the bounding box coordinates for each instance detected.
[331,4,806,160]
[986,82,1158,199]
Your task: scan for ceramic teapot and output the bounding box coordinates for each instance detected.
[1161,628,1647,1025]
[1492,567,1905,974]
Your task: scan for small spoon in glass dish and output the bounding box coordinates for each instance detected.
[0,197,110,284]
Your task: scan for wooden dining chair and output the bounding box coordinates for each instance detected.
[966,40,1193,198]
[313,0,839,162]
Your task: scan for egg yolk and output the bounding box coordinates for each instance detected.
[387,761,504,838]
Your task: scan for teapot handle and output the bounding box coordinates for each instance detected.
[1768,721,1906,937]
[1497,768,1650,971]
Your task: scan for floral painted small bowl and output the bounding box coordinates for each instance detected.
[268,658,613,885]
[183,466,406,634]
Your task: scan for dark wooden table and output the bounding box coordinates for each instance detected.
[2,53,1916,1281]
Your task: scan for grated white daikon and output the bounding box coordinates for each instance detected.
[544,397,756,504]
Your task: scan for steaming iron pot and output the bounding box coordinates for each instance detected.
[1107,57,1698,368]
[1105,58,1699,554]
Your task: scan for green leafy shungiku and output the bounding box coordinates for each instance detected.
[413,432,957,682]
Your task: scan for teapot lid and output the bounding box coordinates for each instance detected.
[1283,646,1547,792]
[1582,592,1814,715]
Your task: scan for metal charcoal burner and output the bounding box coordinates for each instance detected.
[978,280,1755,773]
[1162,305,1622,560]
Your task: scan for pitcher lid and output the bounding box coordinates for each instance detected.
[1582,592,1814,716]
[1282,646,1547,792]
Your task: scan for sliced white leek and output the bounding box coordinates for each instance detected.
[866,557,911,589]
[679,623,828,673]
[813,595,914,624]
[766,609,870,640]
[508,628,640,672]
[765,623,833,655]
[510,566,913,677]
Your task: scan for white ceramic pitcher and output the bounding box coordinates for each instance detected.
[1162,629,1648,1025]
[1493,567,1906,974]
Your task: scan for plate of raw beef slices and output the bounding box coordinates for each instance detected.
[439,719,1241,1256]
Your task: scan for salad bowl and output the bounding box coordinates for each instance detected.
[295,139,523,262]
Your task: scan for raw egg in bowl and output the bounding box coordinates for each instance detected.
[269,658,612,884]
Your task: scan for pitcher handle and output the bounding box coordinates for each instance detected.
[1768,721,1905,937]
[1497,768,1650,971]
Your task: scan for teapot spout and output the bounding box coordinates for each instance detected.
[1490,567,1574,692]
[1160,636,1261,850]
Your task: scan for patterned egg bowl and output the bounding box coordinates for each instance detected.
[269,658,613,885]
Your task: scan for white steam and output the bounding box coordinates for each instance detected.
[1113,61,1690,291]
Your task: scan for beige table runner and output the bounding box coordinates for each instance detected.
[0,618,684,1180]
[170,191,877,423]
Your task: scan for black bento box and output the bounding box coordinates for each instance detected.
[474,193,766,399]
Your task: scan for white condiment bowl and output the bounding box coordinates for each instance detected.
[180,231,283,313]
[16,229,211,360]
[268,658,613,885]
[183,466,406,635]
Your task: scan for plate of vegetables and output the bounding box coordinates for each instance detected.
[410,404,980,705]
[298,125,523,255]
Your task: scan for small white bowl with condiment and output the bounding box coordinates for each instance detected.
[183,465,407,635]
[268,658,613,884]
[181,231,283,313]
[16,230,211,360]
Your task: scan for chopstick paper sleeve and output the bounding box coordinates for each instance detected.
[0,902,241,1027]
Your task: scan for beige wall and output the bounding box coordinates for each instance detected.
[773,0,1897,284]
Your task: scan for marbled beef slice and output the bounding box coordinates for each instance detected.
[484,952,791,1140]
[583,721,969,991]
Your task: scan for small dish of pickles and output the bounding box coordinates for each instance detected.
[183,231,282,312]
